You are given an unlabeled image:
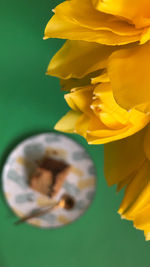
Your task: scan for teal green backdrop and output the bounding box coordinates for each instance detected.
[0,1,150,267]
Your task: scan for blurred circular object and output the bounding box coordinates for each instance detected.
[2,133,97,228]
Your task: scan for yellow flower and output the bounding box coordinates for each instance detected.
[104,125,150,241]
[44,0,150,239]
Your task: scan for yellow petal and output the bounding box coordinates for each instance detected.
[86,115,129,144]
[47,40,115,79]
[108,42,150,111]
[86,109,149,144]
[117,172,136,192]
[54,110,81,133]
[60,70,100,91]
[118,161,150,218]
[92,0,150,28]
[104,129,146,186]
[135,102,150,114]
[87,127,135,144]
[44,9,141,45]
[54,0,142,35]
[91,83,149,136]
[91,71,110,84]
[140,27,150,44]
[144,124,150,160]
[144,229,150,241]
[65,85,93,114]
[124,180,150,220]
[134,204,150,231]
[75,114,91,138]
[93,83,130,126]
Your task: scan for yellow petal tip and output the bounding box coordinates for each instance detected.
[117,209,123,215]
[43,36,49,40]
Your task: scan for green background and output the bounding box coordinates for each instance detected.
[0,0,150,266]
